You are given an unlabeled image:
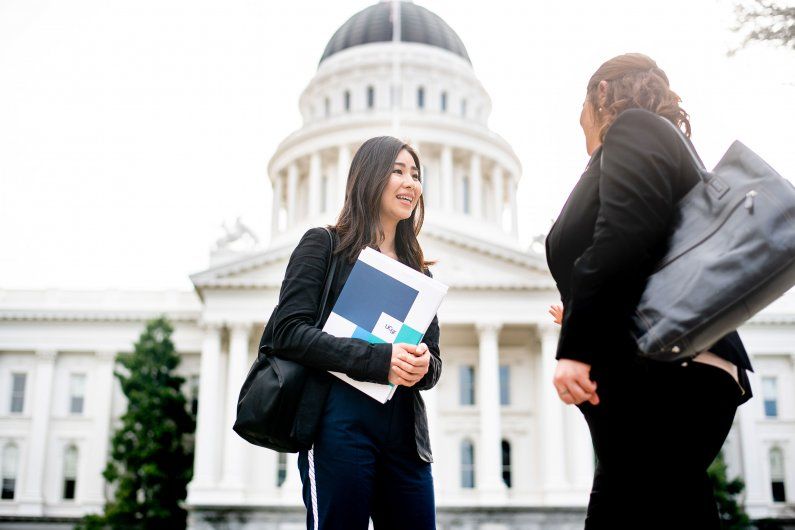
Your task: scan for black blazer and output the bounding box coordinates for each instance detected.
[270,227,442,462]
[545,109,752,399]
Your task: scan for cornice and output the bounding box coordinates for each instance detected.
[0,310,200,323]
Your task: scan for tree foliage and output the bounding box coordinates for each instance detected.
[77,317,196,530]
[709,451,752,530]
[733,0,795,52]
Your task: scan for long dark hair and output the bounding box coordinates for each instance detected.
[332,136,430,271]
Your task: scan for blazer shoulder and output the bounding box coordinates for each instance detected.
[607,108,680,144]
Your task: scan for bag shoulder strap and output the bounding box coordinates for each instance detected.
[315,227,338,326]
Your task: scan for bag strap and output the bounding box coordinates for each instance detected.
[599,113,730,197]
[314,227,338,326]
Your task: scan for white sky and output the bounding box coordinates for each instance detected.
[1,0,793,291]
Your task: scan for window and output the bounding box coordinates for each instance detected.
[462,175,471,214]
[499,365,510,406]
[324,97,330,117]
[461,98,467,117]
[10,373,25,414]
[502,440,512,488]
[440,91,447,112]
[69,374,86,415]
[367,86,375,109]
[770,447,787,502]
[276,452,287,487]
[188,375,200,417]
[343,90,351,112]
[417,87,425,109]
[762,377,778,418]
[459,365,475,405]
[63,445,78,500]
[1,444,18,500]
[461,439,475,489]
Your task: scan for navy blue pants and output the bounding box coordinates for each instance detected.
[297,379,436,530]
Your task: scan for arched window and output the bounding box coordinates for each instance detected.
[461,439,475,489]
[770,447,787,502]
[63,445,78,500]
[367,86,375,109]
[276,452,287,487]
[344,90,351,112]
[417,87,425,109]
[1,443,18,500]
[440,91,448,112]
[502,440,512,488]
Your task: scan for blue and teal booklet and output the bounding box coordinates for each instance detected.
[323,247,448,403]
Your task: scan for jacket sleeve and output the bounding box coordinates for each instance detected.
[414,271,442,390]
[270,227,393,383]
[556,109,681,364]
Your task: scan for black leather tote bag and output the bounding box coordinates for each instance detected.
[233,228,337,451]
[631,117,795,362]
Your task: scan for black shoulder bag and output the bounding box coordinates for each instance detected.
[233,228,338,452]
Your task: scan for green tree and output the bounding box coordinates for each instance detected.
[77,317,196,530]
[733,0,795,52]
[709,451,752,530]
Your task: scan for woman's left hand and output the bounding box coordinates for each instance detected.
[549,304,563,325]
[553,358,599,406]
[389,343,430,387]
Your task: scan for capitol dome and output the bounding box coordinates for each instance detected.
[319,1,471,65]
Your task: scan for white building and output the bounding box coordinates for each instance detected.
[1,2,794,529]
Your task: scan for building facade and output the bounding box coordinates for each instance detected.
[1,2,794,529]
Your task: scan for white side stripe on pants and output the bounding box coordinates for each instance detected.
[308,448,319,530]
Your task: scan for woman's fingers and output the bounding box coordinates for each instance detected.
[392,364,422,383]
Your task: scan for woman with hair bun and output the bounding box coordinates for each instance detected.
[545,53,753,529]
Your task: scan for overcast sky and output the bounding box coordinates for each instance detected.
[1,0,793,291]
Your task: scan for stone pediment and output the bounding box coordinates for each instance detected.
[189,224,554,293]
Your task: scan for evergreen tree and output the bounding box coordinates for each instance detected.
[709,451,752,530]
[77,317,195,530]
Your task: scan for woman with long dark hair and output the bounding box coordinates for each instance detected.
[271,136,439,530]
[545,54,753,529]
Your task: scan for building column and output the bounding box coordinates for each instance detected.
[492,165,505,228]
[737,370,768,515]
[220,323,250,495]
[271,172,283,235]
[286,162,299,227]
[308,152,322,217]
[470,153,483,219]
[17,349,56,515]
[509,176,519,235]
[476,322,507,501]
[337,144,351,208]
[538,324,568,500]
[280,452,303,502]
[440,145,453,212]
[566,401,595,493]
[188,323,223,502]
[82,350,116,507]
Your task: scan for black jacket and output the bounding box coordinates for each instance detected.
[545,109,752,401]
[270,227,442,462]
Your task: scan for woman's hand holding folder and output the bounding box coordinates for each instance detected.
[388,343,430,387]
